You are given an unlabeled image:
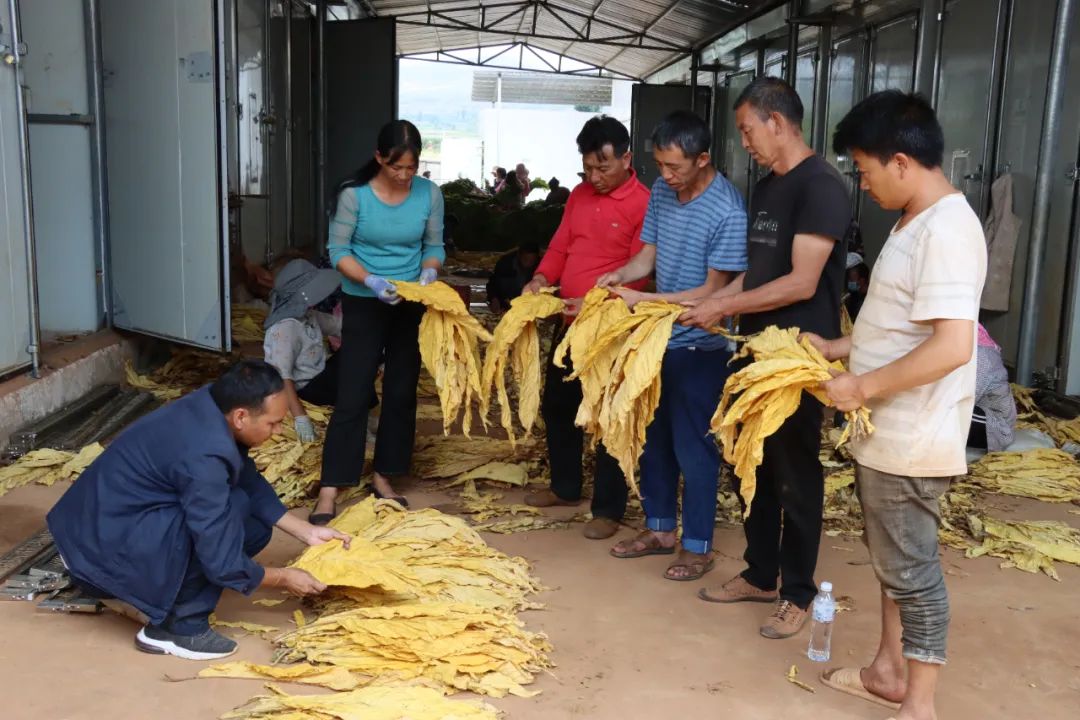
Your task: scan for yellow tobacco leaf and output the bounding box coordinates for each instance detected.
[209,614,279,636]
[231,304,268,343]
[452,461,530,487]
[0,442,104,498]
[554,288,632,443]
[200,661,361,691]
[290,537,418,594]
[395,281,493,436]
[253,598,287,607]
[715,326,873,516]
[568,299,685,495]
[786,665,816,693]
[221,684,501,720]
[966,516,1080,580]
[294,610,307,628]
[967,449,1080,502]
[479,289,564,444]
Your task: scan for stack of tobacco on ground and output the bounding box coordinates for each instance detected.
[822,447,1080,580]
[202,498,551,718]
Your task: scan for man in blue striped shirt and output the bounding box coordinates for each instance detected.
[598,110,747,584]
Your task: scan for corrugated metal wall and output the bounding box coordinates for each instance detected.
[662,0,1080,391]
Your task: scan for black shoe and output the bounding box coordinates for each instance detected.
[309,506,337,526]
[373,487,409,508]
[135,625,237,660]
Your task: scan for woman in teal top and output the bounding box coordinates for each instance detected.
[313,119,444,522]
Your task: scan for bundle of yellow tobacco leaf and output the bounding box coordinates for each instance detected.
[553,287,631,443]
[571,299,685,495]
[714,325,873,516]
[479,289,565,444]
[966,448,1080,503]
[0,443,104,498]
[395,281,493,436]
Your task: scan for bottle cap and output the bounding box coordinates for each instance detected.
[820,581,833,592]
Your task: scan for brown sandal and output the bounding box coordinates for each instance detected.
[610,530,676,559]
[664,549,715,581]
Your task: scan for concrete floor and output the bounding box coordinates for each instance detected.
[2,479,1079,720]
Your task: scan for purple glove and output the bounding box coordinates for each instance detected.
[419,267,438,286]
[363,275,400,305]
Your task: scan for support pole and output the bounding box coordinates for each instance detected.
[913,0,943,98]
[785,0,799,86]
[315,0,327,252]
[285,0,294,246]
[263,0,272,266]
[811,23,831,154]
[85,0,110,327]
[1016,0,1078,384]
[689,51,699,114]
[6,0,41,377]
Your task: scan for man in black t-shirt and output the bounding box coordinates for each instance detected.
[681,76,850,640]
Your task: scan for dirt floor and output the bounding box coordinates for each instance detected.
[2,480,1078,720]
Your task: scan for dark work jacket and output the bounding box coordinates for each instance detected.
[47,387,287,625]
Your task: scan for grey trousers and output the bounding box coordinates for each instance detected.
[855,463,952,665]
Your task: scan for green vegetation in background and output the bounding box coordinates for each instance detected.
[441,179,565,252]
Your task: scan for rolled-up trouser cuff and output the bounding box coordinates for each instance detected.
[646,517,677,533]
[903,646,947,665]
[680,537,711,555]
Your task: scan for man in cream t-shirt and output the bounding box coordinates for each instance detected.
[803,91,986,720]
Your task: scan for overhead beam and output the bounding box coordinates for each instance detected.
[395,1,686,50]
[602,0,687,70]
[400,42,636,80]
[395,19,690,52]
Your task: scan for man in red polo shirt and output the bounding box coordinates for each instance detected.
[522,115,650,540]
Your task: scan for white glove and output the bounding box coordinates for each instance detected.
[419,267,438,286]
[294,415,316,443]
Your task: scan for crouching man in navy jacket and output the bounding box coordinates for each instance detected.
[47,360,350,660]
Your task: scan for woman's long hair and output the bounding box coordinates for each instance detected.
[334,120,423,206]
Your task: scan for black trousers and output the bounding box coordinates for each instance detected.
[738,393,825,609]
[297,353,379,410]
[541,330,627,521]
[320,295,422,487]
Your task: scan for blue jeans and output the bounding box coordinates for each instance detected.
[856,464,951,665]
[640,346,730,554]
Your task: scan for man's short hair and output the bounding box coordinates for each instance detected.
[519,240,540,255]
[734,76,804,127]
[577,115,630,158]
[210,360,284,414]
[833,90,944,169]
[651,110,711,158]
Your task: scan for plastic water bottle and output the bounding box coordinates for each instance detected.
[807,581,836,662]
